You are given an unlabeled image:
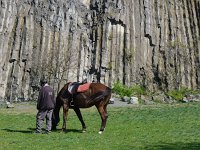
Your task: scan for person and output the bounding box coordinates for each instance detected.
[35,79,55,134]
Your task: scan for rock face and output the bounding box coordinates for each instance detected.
[0,0,200,101]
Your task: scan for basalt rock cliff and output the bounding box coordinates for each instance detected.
[0,0,200,101]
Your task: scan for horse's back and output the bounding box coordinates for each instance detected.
[57,82,111,101]
[90,82,111,91]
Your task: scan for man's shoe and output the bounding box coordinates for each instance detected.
[43,131,51,134]
[33,130,41,134]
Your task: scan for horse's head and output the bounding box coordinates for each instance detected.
[52,83,71,130]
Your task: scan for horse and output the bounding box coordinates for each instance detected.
[52,82,112,134]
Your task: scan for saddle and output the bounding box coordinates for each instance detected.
[68,82,91,95]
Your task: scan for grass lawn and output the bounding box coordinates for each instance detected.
[1,102,200,149]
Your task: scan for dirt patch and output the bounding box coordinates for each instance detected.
[0,100,133,115]
[0,102,37,115]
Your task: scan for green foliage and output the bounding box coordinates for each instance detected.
[112,81,146,97]
[32,45,37,49]
[125,50,134,62]
[167,38,187,50]
[107,61,112,70]
[108,32,113,40]
[131,85,146,96]
[112,81,133,97]
[166,87,200,101]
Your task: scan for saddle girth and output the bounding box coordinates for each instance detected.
[67,82,91,106]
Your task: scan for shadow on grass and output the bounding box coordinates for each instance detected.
[2,128,34,134]
[53,128,84,133]
[2,128,83,134]
[144,142,200,150]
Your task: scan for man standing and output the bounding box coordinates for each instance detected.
[35,79,55,134]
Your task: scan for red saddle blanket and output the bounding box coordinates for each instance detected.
[77,83,91,92]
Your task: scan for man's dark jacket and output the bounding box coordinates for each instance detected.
[37,85,55,110]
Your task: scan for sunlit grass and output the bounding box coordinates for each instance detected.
[0,102,200,149]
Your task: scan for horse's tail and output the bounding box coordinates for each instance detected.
[101,87,112,100]
[89,87,112,104]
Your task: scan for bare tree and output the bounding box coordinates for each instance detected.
[41,45,79,93]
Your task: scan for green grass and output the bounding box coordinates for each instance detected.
[1,102,200,149]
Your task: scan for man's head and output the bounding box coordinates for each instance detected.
[40,79,47,86]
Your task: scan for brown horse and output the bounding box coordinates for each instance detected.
[52,82,112,134]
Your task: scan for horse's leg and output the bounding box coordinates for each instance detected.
[73,107,87,132]
[104,104,109,120]
[102,103,109,131]
[97,94,111,134]
[96,102,108,134]
[62,101,69,131]
[96,92,111,134]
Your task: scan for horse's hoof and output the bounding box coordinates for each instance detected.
[82,128,86,133]
[51,127,56,131]
[82,130,86,133]
[82,127,86,133]
[98,131,103,134]
[61,129,65,132]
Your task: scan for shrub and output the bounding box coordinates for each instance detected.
[131,85,146,96]
[112,81,132,97]
[112,81,146,98]
[166,87,200,101]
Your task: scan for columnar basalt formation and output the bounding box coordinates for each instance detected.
[0,0,199,101]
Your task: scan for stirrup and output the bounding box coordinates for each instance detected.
[70,101,74,106]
